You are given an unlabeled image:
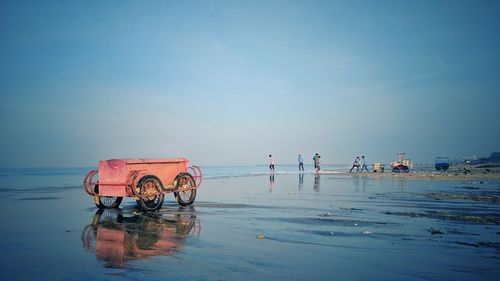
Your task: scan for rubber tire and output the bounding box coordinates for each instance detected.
[136,175,165,212]
[174,173,197,206]
[93,185,123,209]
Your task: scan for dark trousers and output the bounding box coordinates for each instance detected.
[299,163,304,171]
[349,165,359,172]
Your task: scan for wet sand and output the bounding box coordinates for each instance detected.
[318,169,500,181]
[0,170,499,280]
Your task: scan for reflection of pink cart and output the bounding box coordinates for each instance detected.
[83,158,202,211]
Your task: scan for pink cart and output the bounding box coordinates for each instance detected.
[83,158,202,211]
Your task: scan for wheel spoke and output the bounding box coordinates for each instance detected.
[138,177,164,211]
[100,196,116,207]
[175,174,196,206]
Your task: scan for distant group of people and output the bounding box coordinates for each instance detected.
[269,154,372,173]
[269,153,322,173]
[349,155,369,173]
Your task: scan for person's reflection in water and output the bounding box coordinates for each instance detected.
[361,176,367,192]
[298,173,304,190]
[269,174,275,192]
[81,208,200,268]
[314,174,320,191]
[353,175,360,192]
[395,178,410,192]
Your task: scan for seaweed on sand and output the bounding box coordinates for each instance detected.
[385,211,500,225]
[425,191,499,203]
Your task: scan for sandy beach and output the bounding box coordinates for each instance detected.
[0,168,499,280]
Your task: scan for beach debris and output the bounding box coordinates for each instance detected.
[455,241,500,251]
[362,231,374,235]
[445,229,480,236]
[429,227,445,235]
[354,223,358,226]
[385,211,424,218]
[425,191,499,203]
[455,241,478,247]
[319,212,334,217]
[387,210,500,224]
[256,235,266,240]
[340,207,363,211]
[329,232,335,235]
[455,186,480,190]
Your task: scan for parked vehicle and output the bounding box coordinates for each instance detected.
[83,158,202,211]
[390,153,413,173]
[435,157,450,172]
[372,162,385,173]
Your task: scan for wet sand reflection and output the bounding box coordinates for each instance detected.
[269,174,275,192]
[81,208,200,268]
[314,174,320,191]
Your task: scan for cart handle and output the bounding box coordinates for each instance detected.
[189,166,203,187]
[83,170,98,196]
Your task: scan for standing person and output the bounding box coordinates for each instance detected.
[316,155,321,172]
[349,156,360,173]
[313,153,319,170]
[298,154,304,171]
[269,155,275,172]
[360,155,369,172]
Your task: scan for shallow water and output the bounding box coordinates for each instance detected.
[0,168,499,280]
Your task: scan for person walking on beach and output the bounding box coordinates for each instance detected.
[349,156,360,173]
[313,154,321,172]
[360,155,369,172]
[298,154,304,171]
[269,155,275,172]
[313,153,319,170]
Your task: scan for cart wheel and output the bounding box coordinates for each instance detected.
[93,185,123,209]
[174,173,197,206]
[403,167,410,173]
[136,175,165,212]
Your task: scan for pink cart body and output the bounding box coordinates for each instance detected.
[83,158,202,210]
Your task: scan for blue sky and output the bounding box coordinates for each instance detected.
[1,0,499,167]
